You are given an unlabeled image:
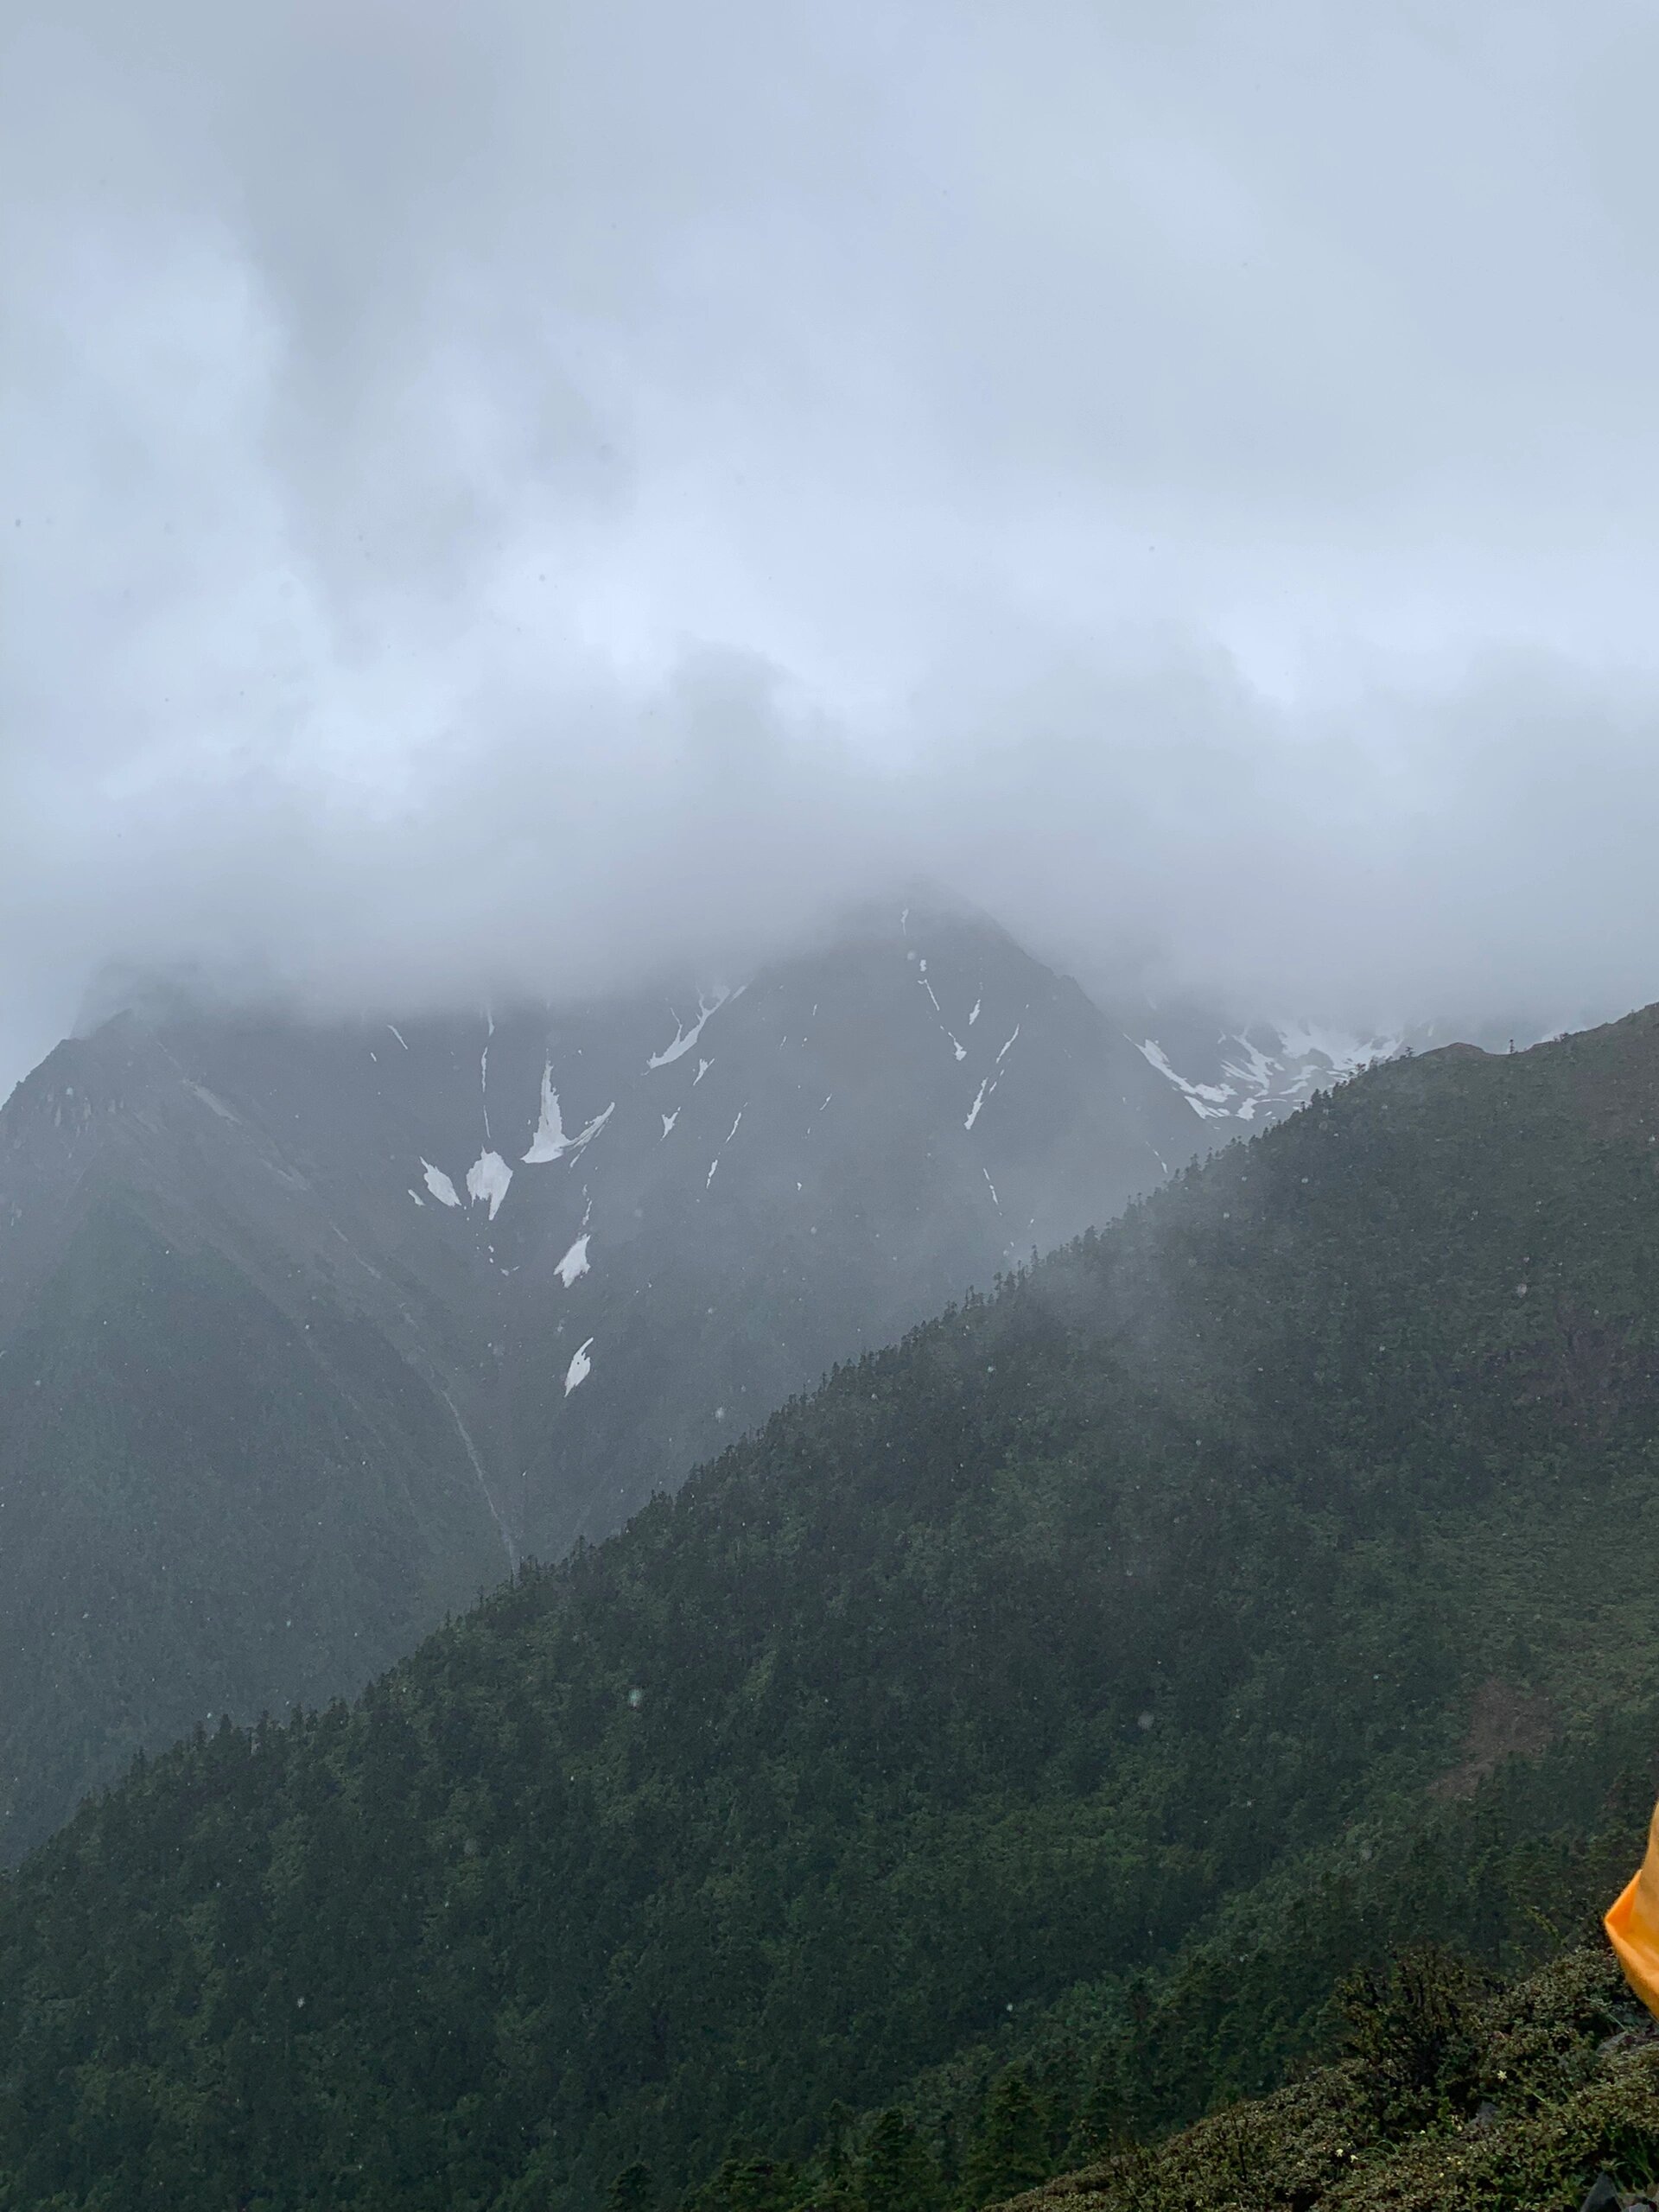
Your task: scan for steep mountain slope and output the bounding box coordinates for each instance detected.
[0,905,1196,1856]
[7,1009,1659,2211]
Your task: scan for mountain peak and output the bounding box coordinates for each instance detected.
[0,906,1198,1857]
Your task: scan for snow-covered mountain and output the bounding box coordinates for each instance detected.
[1127,1014,1407,1128]
[0,903,1205,1856]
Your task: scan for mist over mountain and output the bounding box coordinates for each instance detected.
[10,7,1659,2210]
[10,3,1659,1093]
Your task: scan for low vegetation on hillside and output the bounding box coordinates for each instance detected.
[995,1942,1659,2212]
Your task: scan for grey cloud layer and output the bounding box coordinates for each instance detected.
[4,0,1657,1090]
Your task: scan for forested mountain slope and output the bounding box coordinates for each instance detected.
[0,905,1195,1858]
[6,1010,1659,2211]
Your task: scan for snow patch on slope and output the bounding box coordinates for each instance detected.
[1274,1021,1402,1082]
[565,1338,594,1395]
[439,1389,517,1573]
[466,1149,512,1220]
[185,1081,239,1122]
[648,988,734,1070]
[1136,1024,1403,1123]
[1135,1039,1235,1120]
[421,1160,461,1207]
[523,1065,614,1164]
[963,1024,1021,1131]
[523,1065,570,1160]
[918,964,969,1061]
[556,1234,590,1287]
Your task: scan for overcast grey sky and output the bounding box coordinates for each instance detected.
[5,0,1659,1094]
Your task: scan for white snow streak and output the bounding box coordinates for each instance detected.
[702,1108,743,1189]
[918,973,968,1060]
[387,1024,409,1051]
[964,1078,989,1131]
[564,1339,594,1395]
[969,998,981,1026]
[523,1065,614,1163]
[466,1149,512,1220]
[695,1057,712,1084]
[556,1234,591,1287]
[570,1101,616,1155]
[647,988,734,1070]
[185,1081,238,1122]
[421,1160,461,1207]
[1135,1038,1233,1118]
[524,1064,569,1160]
[661,1109,679,1138]
[439,1388,516,1573]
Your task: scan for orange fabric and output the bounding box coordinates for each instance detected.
[1606,1798,1659,2018]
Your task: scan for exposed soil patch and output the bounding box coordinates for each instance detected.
[1431,1675,1558,1802]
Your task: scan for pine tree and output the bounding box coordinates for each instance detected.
[815,2100,858,2197]
[686,2152,803,2212]
[964,2071,1047,2207]
[1070,2045,1130,2163]
[609,2163,657,2212]
[857,2108,938,2212]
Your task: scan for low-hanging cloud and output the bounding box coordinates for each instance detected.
[6,0,1659,1093]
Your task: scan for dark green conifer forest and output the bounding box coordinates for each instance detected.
[8,1014,1659,2209]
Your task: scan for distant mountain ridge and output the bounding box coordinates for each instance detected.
[1128,1015,1406,1124]
[0,901,1201,1855]
[1128,1005,1588,1129]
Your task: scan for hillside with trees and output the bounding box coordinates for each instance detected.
[6,1014,1659,2209]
